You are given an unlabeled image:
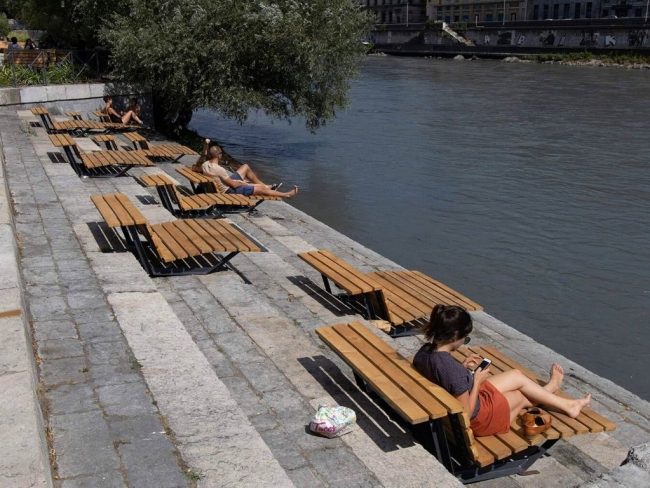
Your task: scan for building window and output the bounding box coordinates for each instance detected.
[553,4,559,18]
[635,7,643,16]
[586,2,592,17]
[486,13,493,20]
[533,5,539,19]
[543,4,549,17]
[564,3,570,17]
[602,8,609,16]
[574,2,580,18]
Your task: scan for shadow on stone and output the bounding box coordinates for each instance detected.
[288,275,360,317]
[298,355,417,453]
[87,221,128,253]
[135,195,158,205]
[47,151,68,164]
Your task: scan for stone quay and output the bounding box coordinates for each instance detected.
[0,97,648,487]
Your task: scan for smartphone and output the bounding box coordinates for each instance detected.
[474,358,491,372]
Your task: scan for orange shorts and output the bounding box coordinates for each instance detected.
[470,380,511,437]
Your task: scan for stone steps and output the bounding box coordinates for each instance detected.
[2,107,649,487]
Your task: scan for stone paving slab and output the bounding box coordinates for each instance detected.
[0,114,50,487]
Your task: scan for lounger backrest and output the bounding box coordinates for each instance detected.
[138,173,183,207]
[31,106,55,132]
[90,193,148,229]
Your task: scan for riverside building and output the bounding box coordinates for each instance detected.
[427,0,526,22]
[361,0,650,22]
[360,0,427,24]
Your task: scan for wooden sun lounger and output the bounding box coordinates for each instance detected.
[32,107,135,135]
[49,134,154,178]
[175,166,282,202]
[316,322,615,484]
[121,132,198,162]
[92,111,112,123]
[64,111,83,121]
[138,173,263,218]
[298,250,482,332]
[90,192,264,277]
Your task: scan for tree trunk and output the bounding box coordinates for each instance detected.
[152,92,194,137]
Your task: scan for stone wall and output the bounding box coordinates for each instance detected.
[0,83,153,126]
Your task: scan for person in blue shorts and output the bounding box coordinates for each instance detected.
[195,140,298,198]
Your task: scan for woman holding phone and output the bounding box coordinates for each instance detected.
[413,305,592,436]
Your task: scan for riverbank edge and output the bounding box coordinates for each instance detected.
[2,94,649,486]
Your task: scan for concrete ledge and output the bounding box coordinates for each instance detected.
[0,83,144,107]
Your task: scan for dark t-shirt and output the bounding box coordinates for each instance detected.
[413,344,480,418]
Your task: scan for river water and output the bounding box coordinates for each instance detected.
[189,56,650,400]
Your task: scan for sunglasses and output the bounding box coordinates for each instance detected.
[464,336,471,345]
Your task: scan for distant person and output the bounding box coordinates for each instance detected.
[8,37,21,49]
[126,97,142,120]
[194,139,298,198]
[24,38,36,50]
[100,95,142,125]
[412,304,591,437]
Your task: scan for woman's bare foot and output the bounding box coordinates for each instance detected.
[544,363,564,393]
[565,394,591,418]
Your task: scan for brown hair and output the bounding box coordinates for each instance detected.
[421,304,472,345]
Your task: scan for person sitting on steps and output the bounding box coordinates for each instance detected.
[413,304,591,437]
[193,139,298,198]
[101,95,143,125]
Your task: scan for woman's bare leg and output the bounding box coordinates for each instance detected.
[487,369,590,418]
[121,110,142,125]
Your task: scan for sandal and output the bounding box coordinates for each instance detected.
[522,407,552,437]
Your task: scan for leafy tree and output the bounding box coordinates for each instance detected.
[99,0,372,134]
[0,0,22,18]
[0,13,9,38]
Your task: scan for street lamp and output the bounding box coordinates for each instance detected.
[645,0,649,22]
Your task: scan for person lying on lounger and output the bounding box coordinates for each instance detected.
[193,139,298,198]
[101,96,143,125]
[413,304,591,437]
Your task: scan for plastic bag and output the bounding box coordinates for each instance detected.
[309,404,357,438]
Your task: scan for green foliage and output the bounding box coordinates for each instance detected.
[0,0,22,18]
[0,60,90,87]
[0,13,9,38]
[100,0,372,133]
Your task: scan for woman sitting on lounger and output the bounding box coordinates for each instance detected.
[101,96,143,125]
[413,304,591,437]
[194,139,298,199]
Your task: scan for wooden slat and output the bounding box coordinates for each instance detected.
[149,223,190,261]
[333,324,449,419]
[162,222,202,256]
[316,326,430,424]
[298,250,382,295]
[174,220,213,255]
[90,195,121,228]
[482,346,615,432]
[347,322,463,414]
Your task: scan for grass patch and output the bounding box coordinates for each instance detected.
[185,470,202,482]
